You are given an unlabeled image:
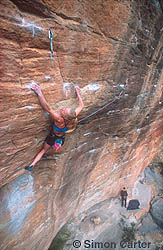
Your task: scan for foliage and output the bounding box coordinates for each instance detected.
[48,225,71,250]
[119,218,137,243]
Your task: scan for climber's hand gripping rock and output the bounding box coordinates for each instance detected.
[31,83,42,96]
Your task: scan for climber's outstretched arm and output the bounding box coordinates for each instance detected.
[31,83,63,122]
[75,86,84,116]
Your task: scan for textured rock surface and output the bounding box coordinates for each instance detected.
[150,200,163,229]
[0,0,162,249]
[48,155,163,250]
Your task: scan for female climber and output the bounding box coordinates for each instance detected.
[25,83,84,171]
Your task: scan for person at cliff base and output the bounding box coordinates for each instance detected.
[120,187,128,208]
[25,83,84,171]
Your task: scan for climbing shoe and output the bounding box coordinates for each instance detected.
[25,165,33,172]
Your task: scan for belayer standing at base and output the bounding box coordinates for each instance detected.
[25,83,84,171]
[120,187,128,208]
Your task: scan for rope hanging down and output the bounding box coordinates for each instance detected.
[78,90,124,123]
[49,28,55,60]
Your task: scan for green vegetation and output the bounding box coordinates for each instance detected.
[119,218,137,243]
[48,225,72,250]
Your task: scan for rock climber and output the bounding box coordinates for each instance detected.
[25,83,84,171]
[120,187,128,208]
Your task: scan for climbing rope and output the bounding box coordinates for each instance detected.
[78,90,124,123]
[49,28,55,60]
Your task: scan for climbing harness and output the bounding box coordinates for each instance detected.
[49,28,55,60]
[78,90,124,123]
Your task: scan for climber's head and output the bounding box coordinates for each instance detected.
[60,108,76,121]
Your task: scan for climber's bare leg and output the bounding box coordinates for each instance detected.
[25,142,51,171]
[31,142,51,167]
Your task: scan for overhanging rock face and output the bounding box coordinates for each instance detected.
[0,0,162,249]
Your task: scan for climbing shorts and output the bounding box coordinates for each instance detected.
[45,131,65,148]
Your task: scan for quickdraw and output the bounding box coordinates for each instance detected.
[49,28,55,60]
